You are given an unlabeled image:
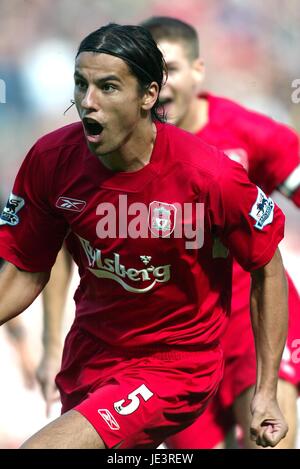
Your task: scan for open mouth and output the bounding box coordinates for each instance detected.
[82,117,104,136]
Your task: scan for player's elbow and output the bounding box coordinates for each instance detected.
[251,248,285,281]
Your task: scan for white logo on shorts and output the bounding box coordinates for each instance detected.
[98,409,120,430]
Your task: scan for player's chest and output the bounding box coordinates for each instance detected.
[52,177,207,257]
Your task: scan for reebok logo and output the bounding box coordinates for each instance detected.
[98,409,120,430]
[56,196,86,212]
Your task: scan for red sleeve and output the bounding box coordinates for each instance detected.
[291,186,300,207]
[249,117,300,198]
[0,143,68,272]
[208,154,285,272]
[278,164,300,208]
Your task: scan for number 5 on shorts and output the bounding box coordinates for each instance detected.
[114,384,154,416]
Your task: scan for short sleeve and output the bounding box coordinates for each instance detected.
[208,154,285,272]
[277,161,300,208]
[290,186,300,207]
[0,143,68,272]
[253,119,300,198]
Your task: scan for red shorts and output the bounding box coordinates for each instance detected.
[55,326,224,449]
[167,272,300,449]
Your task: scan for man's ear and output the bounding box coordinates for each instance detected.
[191,57,205,85]
[141,81,160,112]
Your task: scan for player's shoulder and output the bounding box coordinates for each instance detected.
[34,121,85,154]
[163,122,250,194]
[210,93,294,139]
[163,122,224,179]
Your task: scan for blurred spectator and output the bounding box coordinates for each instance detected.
[21,39,74,117]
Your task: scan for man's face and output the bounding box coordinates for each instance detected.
[158,40,203,126]
[74,52,145,156]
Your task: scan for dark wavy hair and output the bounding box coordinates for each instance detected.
[76,23,167,121]
[140,16,199,61]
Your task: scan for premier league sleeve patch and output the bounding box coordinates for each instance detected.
[249,187,274,230]
[0,193,25,226]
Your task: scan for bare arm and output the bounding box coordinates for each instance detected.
[41,247,73,355]
[0,262,49,326]
[6,316,36,388]
[250,247,288,447]
[37,247,73,415]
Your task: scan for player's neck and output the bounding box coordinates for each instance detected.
[178,97,209,134]
[98,119,157,173]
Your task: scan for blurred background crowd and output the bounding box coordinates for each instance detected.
[0,0,299,448]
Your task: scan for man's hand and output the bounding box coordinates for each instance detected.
[250,393,288,447]
[17,343,36,389]
[37,246,72,417]
[36,351,61,417]
[6,317,36,389]
[250,249,288,448]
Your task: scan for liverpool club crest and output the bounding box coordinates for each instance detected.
[149,201,177,237]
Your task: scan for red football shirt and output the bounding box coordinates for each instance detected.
[196,93,300,323]
[0,121,284,349]
[198,93,300,205]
